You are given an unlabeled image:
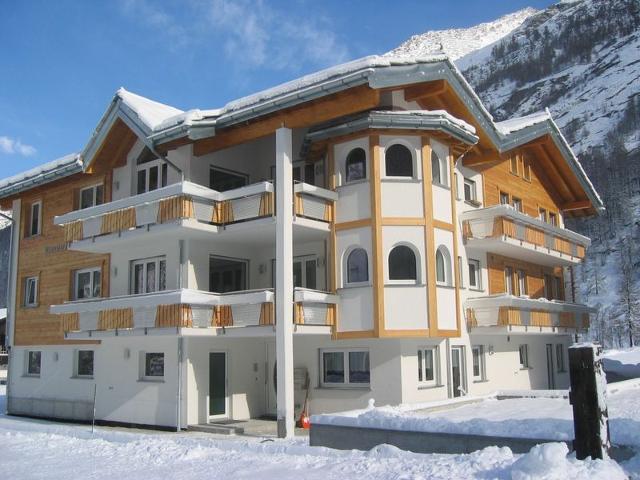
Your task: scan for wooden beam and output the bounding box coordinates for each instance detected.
[562,200,592,211]
[530,144,575,202]
[404,80,447,102]
[192,85,380,156]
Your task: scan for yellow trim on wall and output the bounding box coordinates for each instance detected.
[335,218,372,231]
[449,151,462,337]
[421,136,438,337]
[369,135,385,337]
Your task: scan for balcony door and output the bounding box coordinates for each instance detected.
[209,351,228,420]
[210,166,248,192]
[271,255,317,290]
[210,256,248,293]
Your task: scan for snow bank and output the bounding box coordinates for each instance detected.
[511,443,626,480]
[602,348,640,381]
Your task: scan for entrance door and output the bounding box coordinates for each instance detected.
[451,347,465,398]
[265,342,277,416]
[209,352,228,419]
[546,344,556,389]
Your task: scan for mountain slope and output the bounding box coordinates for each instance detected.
[387,8,537,61]
[390,0,640,347]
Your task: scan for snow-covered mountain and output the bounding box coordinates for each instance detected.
[387,8,537,61]
[390,0,640,347]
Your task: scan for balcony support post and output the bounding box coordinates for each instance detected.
[275,127,295,438]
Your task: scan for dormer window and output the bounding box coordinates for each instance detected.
[385,144,413,177]
[136,147,167,194]
[345,148,366,183]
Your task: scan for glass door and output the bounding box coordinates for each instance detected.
[209,352,228,419]
[209,256,248,293]
[546,344,556,389]
[451,347,466,398]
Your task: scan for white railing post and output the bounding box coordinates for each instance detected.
[275,127,295,438]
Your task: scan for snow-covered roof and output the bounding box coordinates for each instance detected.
[376,110,477,135]
[495,110,551,135]
[0,153,82,199]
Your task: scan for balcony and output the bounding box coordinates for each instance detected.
[54,181,337,252]
[465,294,594,334]
[50,287,337,339]
[460,205,589,267]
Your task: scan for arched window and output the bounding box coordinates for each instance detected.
[431,150,447,185]
[385,144,413,177]
[345,148,366,183]
[346,248,369,284]
[435,246,452,285]
[388,245,417,281]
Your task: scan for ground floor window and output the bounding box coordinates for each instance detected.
[75,350,94,377]
[142,352,165,380]
[556,344,566,372]
[320,349,370,387]
[519,344,529,368]
[471,345,486,381]
[418,346,439,386]
[26,351,41,376]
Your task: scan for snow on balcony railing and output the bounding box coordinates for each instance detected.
[54,287,338,333]
[465,294,594,331]
[460,204,589,260]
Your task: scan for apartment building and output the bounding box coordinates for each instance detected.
[0,56,602,437]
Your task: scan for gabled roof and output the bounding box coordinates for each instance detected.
[0,153,82,199]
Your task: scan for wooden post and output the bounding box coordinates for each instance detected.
[568,343,610,460]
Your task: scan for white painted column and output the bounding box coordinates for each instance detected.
[275,127,295,438]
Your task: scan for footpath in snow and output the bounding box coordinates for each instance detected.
[0,386,635,480]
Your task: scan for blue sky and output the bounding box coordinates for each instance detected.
[0,0,555,179]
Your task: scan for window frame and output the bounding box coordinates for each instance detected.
[384,143,415,179]
[471,345,486,381]
[431,149,449,187]
[78,183,104,210]
[28,200,42,237]
[136,158,168,195]
[516,269,527,297]
[510,156,519,175]
[512,197,523,213]
[73,266,102,300]
[345,147,367,184]
[387,244,419,284]
[519,344,529,369]
[24,276,38,307]
[26,350,41,376]
[344,247,369,286]
[435,246,452,286]
[130,256,167,295]
[505,266,514,295]
[141,351,165,381]
[75,350,95,378]
[320,348,370,388]
[468,258,481,290]
[463,178,477,203]
[523,157,532,182]
[417,346,440,387]
[499,191,510,205]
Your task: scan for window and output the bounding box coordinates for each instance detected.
[549,212,558,227]
[523,157,532,181]
[385,144,413,177]
[499,192,509,205]
[131,257,166,294]
[431,150,447,186]
[458,256,464,287]
[510,156,519,175]
[544,274,561,300]
[76,350,94,377]
[136,148,168,194]
[26,351,41,376]
[468,259,481,289]
[388,245,417,281]
[346,248,369,284]
[143,352,165,379]
[293,255,317,290]
[505,267,514,295]
[519,344,529,368]
[79,184,104,210]
[472,345,486,381]
[539,208,547,222]
[211,256,247,293]
[556,344,566,372]
[74,267,101,300]
[418,347,439,386]
[345,148,366,183]
[321,349,370,387]
[463,178,477,202]
[24,276,38,307]
[517,269,527,296]
[454,173,459,199]
[27,201,41,237]
[512,197,523,213]
[435,246,451,286]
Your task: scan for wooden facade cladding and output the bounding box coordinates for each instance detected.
[487,253,565,300]
[14,173,111,346]
[157,197,195,224]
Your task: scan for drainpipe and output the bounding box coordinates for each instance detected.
[0,210,14,414]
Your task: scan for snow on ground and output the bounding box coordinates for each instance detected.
[0,385,630,480]
[603,348,640,382]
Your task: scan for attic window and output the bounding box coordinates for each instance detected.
[136,148,167,194]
